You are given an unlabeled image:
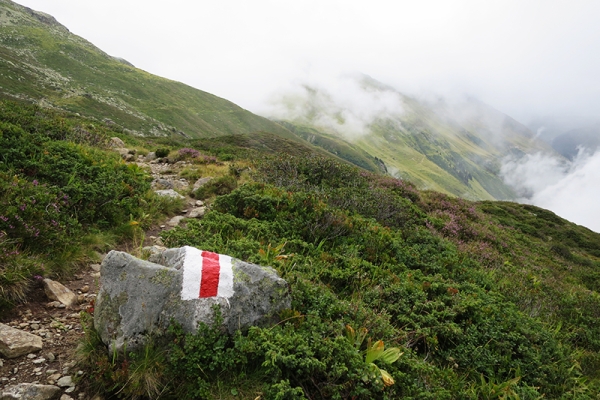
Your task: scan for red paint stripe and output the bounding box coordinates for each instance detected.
[199,251,220,298]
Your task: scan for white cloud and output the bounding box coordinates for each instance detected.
[501,150,600,232]
[265,72,405,139]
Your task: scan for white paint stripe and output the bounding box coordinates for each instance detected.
[181,246,203,300]
[216,254,234,298]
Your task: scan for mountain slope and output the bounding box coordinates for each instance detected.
[270,75,557,200]
[0,0,295,139]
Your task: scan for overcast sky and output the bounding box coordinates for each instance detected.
[14,0,600,126]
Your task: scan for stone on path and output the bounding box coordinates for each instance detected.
[154,189,185,199]
[166,216,185,227]
[56,376,73,388]
[0,323,43,359]
[94,246,291,353]
[188,207,206,219]
[42,279,77,308]
[144,151,157,162]
[0,383,60,400]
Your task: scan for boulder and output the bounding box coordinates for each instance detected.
[94,247,291,352]
[0,383,61,400]
[0,323,43,359]
[42,279,77,308]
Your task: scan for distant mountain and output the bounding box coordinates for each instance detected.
[0,0,295,139]
[268,74,555,200]
[552,124,600,160]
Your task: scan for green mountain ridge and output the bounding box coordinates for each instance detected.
[272,75,556,200]
[0,0,295,140]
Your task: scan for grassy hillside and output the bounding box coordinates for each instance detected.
[0,0,296,139]
[86,155,598,399]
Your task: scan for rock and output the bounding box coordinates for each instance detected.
[108,137,125,148]
[47,373,61,382]
[0,383,61,400]
[114,148,129,158]
[56,376,73,388]
[188,207,207,219]
[166,216,185,227]
[94,246,290,353]
[60,395,74,400]
[80,286,89,294]
[90,264,101,272]
[193,177,213,190]
[141,245,167,257]
[42,280,77,308]
[0,324,43,359]
[154,178,174,189]
[144,152,157,162]
[154,189,184,199]
[195,200,205,207]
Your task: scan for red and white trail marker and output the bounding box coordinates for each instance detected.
[181,246,234,300]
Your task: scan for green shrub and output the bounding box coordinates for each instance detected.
[155,148,170,158]
[193,175,238,199]
[0,100,160,307]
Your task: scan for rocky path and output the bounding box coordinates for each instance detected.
[0,266,100,400]
[0,149,210,399]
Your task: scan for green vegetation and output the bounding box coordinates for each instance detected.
[76,152,599,398]
[1,94,598,398]
[0,99,181,311]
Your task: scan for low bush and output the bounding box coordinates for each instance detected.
[0,100,164,310]
[193,175,238,199]
[155,148,170,158]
